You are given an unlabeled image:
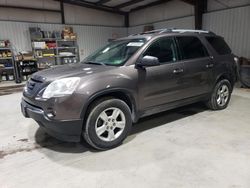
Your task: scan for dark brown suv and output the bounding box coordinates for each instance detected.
[21,29,236,150]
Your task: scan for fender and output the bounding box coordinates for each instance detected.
[80,87,139,123]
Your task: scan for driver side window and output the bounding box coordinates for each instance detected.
[143,37,177,64]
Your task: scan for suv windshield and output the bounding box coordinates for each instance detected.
[83,38,146,66]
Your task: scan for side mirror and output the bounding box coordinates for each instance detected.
[136,55,160,67]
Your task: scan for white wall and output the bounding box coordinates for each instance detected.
[64,4,124,26]
[128,0,250,27]
[0,8,62,23]
[203,5,250,58]
[0,0,61,23]
[0,21,127,60]
[205,0,250,58]
[207,0,250,11]
[0,0,60,9]
[128,0,250,58]
[129,0,194,26]
[0,0,249,59]
[128,16,195,35]
[0,0,126,60]
[128,0,194,35]
[0,0,125,26]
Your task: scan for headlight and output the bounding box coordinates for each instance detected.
[42,77,80,99]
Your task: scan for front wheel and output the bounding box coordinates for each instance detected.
[206,79,232,110]
[83,98,132,150]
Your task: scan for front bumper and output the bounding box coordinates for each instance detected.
[21,98,83,142]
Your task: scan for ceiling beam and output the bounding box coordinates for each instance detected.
[59,0,126,15]
[96,0,112,5]
[114,0,145,9]
[130,0,170,12]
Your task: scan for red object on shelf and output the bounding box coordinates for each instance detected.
[47,42,56,49]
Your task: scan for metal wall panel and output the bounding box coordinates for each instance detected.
[0,0,60,9]
[203,5,250,58]
[128,16,195,35]
[207,0,250,12]
[64,4,124,26]
[129,0,194,26]
[72,25,127,59]
[0,0,124,26]
[0,21,127,60]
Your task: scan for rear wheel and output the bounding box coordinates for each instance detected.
[206,79,232,110]
[83,98,132,150]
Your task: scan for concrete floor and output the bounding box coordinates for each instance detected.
[0,88,250,188]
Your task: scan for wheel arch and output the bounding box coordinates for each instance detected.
[215,73,234,88]
[81,89,138,124]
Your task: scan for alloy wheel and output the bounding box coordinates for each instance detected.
[95,107,126,142]
[216,84,229,106]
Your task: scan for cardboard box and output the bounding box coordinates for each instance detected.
[70,33,77,40]
[63,26,73,34]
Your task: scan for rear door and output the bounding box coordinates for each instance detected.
[176,36,214,97]
[205,36,236,84]
[138,37,186,109]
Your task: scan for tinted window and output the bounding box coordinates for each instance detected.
[177,36,209,60]
[144,37,177,63]
[206,37,231,55]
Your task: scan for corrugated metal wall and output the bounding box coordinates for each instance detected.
[203,5,250,58]
[0,4,249,59]
[128,16,195,35]
[129,0,194,26]
[0,21,127,60]
[128,4,250,59]
[0,0,125,26]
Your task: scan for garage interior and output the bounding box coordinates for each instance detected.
[0,0,250,187]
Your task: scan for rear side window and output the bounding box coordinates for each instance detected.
[177,36,209,60]
[206,37,231,55]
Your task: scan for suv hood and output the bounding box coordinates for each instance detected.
[32,63,116,82]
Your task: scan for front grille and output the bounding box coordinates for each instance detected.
[24,99,43,111]
[27,81,36,90]
[31,77,43,83]
[25,76,45,96]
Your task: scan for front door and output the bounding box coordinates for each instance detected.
[137,37,186,110]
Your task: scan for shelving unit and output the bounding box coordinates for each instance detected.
[16,59,38,81]
[0,42,16,82]
[31,38,79,69]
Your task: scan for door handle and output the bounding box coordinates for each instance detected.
[206,64,214,68]
[173,68,184,74]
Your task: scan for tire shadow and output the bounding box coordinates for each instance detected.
[34,102,207,153]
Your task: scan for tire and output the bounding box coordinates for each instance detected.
[206,79,232,110]
[83,98,132,150]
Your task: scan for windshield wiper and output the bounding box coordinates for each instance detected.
[84,61,105,65]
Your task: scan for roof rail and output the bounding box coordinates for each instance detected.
[129,28,215,36]
[171,29,209,34]
[141,29,168,34]
[128,29,163,36]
